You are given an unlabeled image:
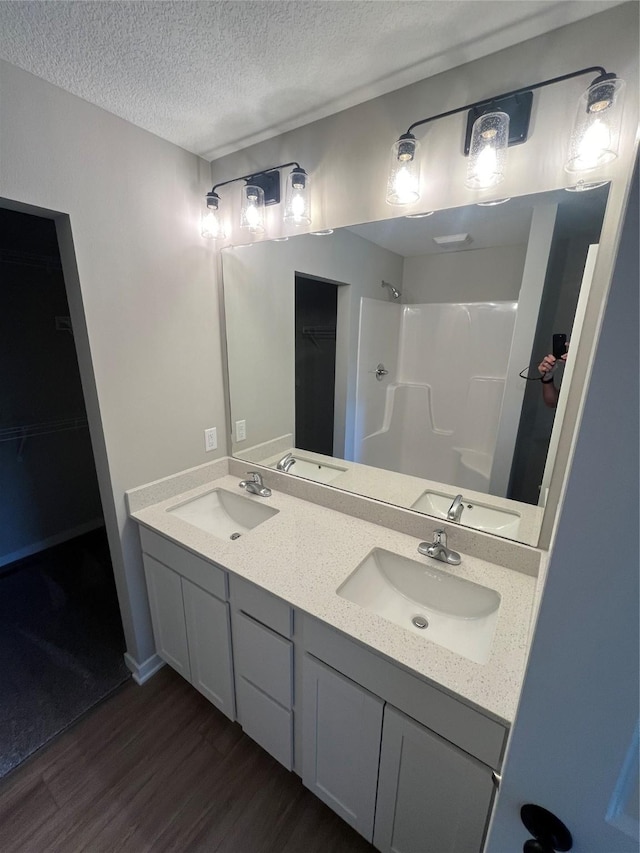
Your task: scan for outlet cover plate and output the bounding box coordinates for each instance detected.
[204,427,217,452]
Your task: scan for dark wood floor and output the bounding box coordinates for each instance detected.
[0,666,375,852]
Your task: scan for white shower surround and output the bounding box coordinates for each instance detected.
[354,298,517,494]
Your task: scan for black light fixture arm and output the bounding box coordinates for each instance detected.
[209,161,303,196]
[405,66,610,136]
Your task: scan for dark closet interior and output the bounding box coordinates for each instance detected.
[0,208,128,777]
[294,275,338,456]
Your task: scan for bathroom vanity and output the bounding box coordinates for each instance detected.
[127,460,539,852]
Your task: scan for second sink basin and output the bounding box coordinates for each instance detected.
[411,491,521,538]
[337,548,500,664]
[167,488,278,540]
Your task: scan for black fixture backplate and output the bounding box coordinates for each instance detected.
[247,170,281,205]
[464,91,533,155]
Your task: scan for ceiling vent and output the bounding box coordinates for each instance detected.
[432,233,472,248]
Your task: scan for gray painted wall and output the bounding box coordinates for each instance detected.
[401,245,527,304]
[0,61,226,664]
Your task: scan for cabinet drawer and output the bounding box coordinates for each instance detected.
[230,574,292,637]
[139,526,227,600]
[232,610,293,708]
[236,676,293,770]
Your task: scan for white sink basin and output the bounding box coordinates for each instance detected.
[337,548,500,664]
[411,491,521,538]
[167,488,278,540]
[272,456,347,484]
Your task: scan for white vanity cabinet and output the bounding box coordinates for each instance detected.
[302,616,503,852]
[302,654,383,841]
[374,706,494,853]
[140,528,235,720]
[144,554,191,680]
[136,524,505,853]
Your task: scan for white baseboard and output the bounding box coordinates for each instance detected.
[0,517,105,570]
[124,652,165,685]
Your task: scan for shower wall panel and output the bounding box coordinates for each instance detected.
[355,300,517,492]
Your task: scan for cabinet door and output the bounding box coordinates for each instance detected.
[302,654,383,842]
[182,579,235,720]
[374,706,494,853]
[143,555,191,679]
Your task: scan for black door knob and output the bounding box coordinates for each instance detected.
[523,840,554,853]
[521,804,573,852]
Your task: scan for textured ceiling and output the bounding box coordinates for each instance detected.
[0,0,624,161]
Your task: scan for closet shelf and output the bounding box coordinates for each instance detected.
[0,416,89,443]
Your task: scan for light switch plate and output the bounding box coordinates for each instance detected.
[204,427,217,452]
[235,420,246,442]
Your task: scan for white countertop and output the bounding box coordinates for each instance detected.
[244,444,544,546]
[129,470,536,725]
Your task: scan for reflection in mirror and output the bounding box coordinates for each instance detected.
[223,186,608,545]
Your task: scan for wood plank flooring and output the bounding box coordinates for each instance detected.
[0,667,375,853]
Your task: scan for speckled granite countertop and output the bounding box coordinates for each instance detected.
[128,464,536,725]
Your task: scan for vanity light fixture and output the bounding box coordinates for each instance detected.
[405,211,434,219]
[284,167,312,225]
[203,162,311,241]
[386,66,625,205]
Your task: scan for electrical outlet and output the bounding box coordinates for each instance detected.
[204,427,217,452]
[235,420,246,442]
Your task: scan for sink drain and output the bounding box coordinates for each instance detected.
[230,532,242,540]
[412,615,428,629]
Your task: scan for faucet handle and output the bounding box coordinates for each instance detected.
[433,528,447,545]
[245,471,263,484]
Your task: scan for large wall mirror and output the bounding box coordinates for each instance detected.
[222,185,609,546]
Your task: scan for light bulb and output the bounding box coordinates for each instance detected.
[565,76,625,174]
[240,184,265,233]
[245,202,260,228]
[575,118,611,171]
[284,168,311,225]
[392,165,420,203]
[201,192,224,240]
[386,134,420,205]
[465,112,509,190]
[475,144,499,185]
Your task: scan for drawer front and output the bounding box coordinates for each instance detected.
[230,574,292,637]
[139,526,226,600]
[236,676,293,770]
[232,610,293,708]
[303,616,506,769]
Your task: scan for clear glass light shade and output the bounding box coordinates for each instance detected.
[465,111,509,189]
[565,78,625,174]
[386,136,421,205]
[201,200,225,240]
[240,184,265,233]
[284,169,311,225]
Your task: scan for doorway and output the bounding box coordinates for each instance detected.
[0,207,128,777]
[295,275,338,456]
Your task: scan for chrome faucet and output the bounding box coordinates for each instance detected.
[276,452,296,473]
[239,471,272,497]
[418,529,461,565]
[447,494,464,522]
